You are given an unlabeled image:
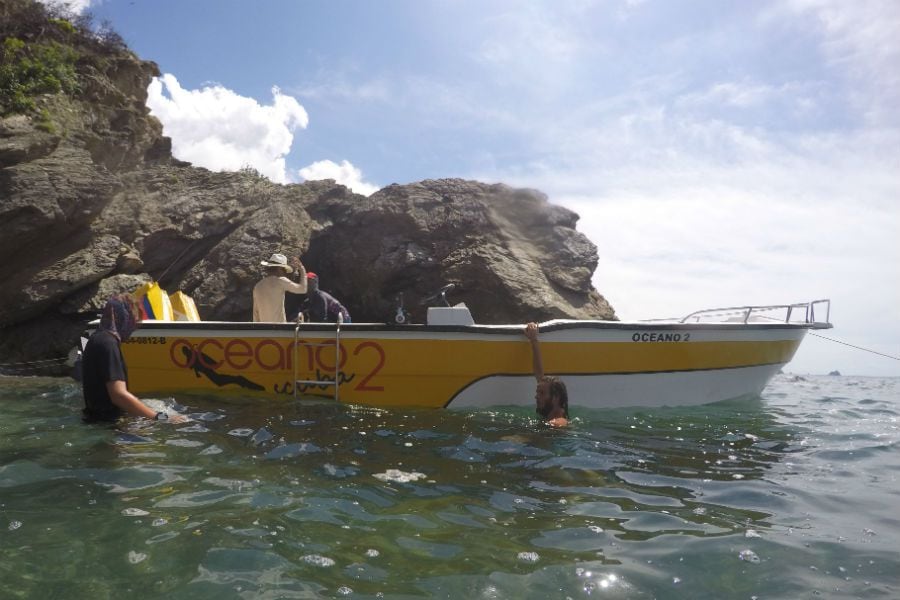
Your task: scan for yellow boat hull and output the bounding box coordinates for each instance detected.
[119,320,813,409]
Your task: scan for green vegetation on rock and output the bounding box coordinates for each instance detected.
[0,0,131,117]
[0,35,78,115]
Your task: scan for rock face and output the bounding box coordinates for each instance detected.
[297,179,612,325]
[0,0,615,375]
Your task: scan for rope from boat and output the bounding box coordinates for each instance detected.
[808,332,900,361]
[157,238,200,284]
[0,357,69,367]
[0,356,69,375]
[749,313,898,362]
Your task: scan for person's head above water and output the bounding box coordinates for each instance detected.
[534,375,568,420]
[98,294,142,342]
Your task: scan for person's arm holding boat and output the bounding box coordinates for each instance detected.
[525,322,569,427]
[525,322,545,380]
[106,379,184,422]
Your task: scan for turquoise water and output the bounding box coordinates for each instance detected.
[1,374,897,599]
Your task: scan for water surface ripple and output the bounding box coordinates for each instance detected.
[1,374,897,598]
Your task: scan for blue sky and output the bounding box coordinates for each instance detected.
[51,0,899,375]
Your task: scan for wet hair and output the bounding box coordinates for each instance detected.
[539,375,569,418]
[98,293,142,342]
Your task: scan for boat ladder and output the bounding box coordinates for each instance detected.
[292,315,343,402]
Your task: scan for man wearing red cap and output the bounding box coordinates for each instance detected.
[303,272,351,323]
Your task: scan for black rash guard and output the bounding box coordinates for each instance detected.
[81,330,127,422]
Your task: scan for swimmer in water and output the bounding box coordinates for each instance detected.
[525,322,569,427]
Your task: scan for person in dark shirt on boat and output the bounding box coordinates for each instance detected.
[525,322,569,427]
[302,272,351,323]
[81,294,185,424]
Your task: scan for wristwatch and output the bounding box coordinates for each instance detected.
[154,411,169,421]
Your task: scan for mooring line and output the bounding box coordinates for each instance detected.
[808,332,900,361]
[0,356,69,375]
[0,356,69,368]
[753,313,898,362]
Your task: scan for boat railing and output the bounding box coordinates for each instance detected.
[677,299,831,326]
[292,315,343,401]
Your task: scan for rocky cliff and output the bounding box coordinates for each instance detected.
[0,0,615,375]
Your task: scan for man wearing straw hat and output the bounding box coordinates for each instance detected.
[252,253,308,322]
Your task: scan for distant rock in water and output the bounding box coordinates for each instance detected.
[0,0,616,374]
[828,370,841,376]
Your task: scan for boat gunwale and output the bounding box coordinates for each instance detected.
[122,319,832,334]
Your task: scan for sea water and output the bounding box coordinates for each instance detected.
[0,374,897,599]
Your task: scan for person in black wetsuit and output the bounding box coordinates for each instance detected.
[302,272,351,323]
[81,294,184,424]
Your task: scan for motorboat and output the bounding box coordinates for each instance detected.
[113,290,832,410]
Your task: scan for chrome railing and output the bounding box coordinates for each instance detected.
[678,299,831,326]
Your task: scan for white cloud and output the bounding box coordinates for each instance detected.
[295,75,392,103]
[146,74,308,183]
[38,0,92,14]
[473,4,589,95]
[675,79,820,114]
[298,159,379,196]
[776,0,900,125]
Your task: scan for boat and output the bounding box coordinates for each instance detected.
[112,292,832,410]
